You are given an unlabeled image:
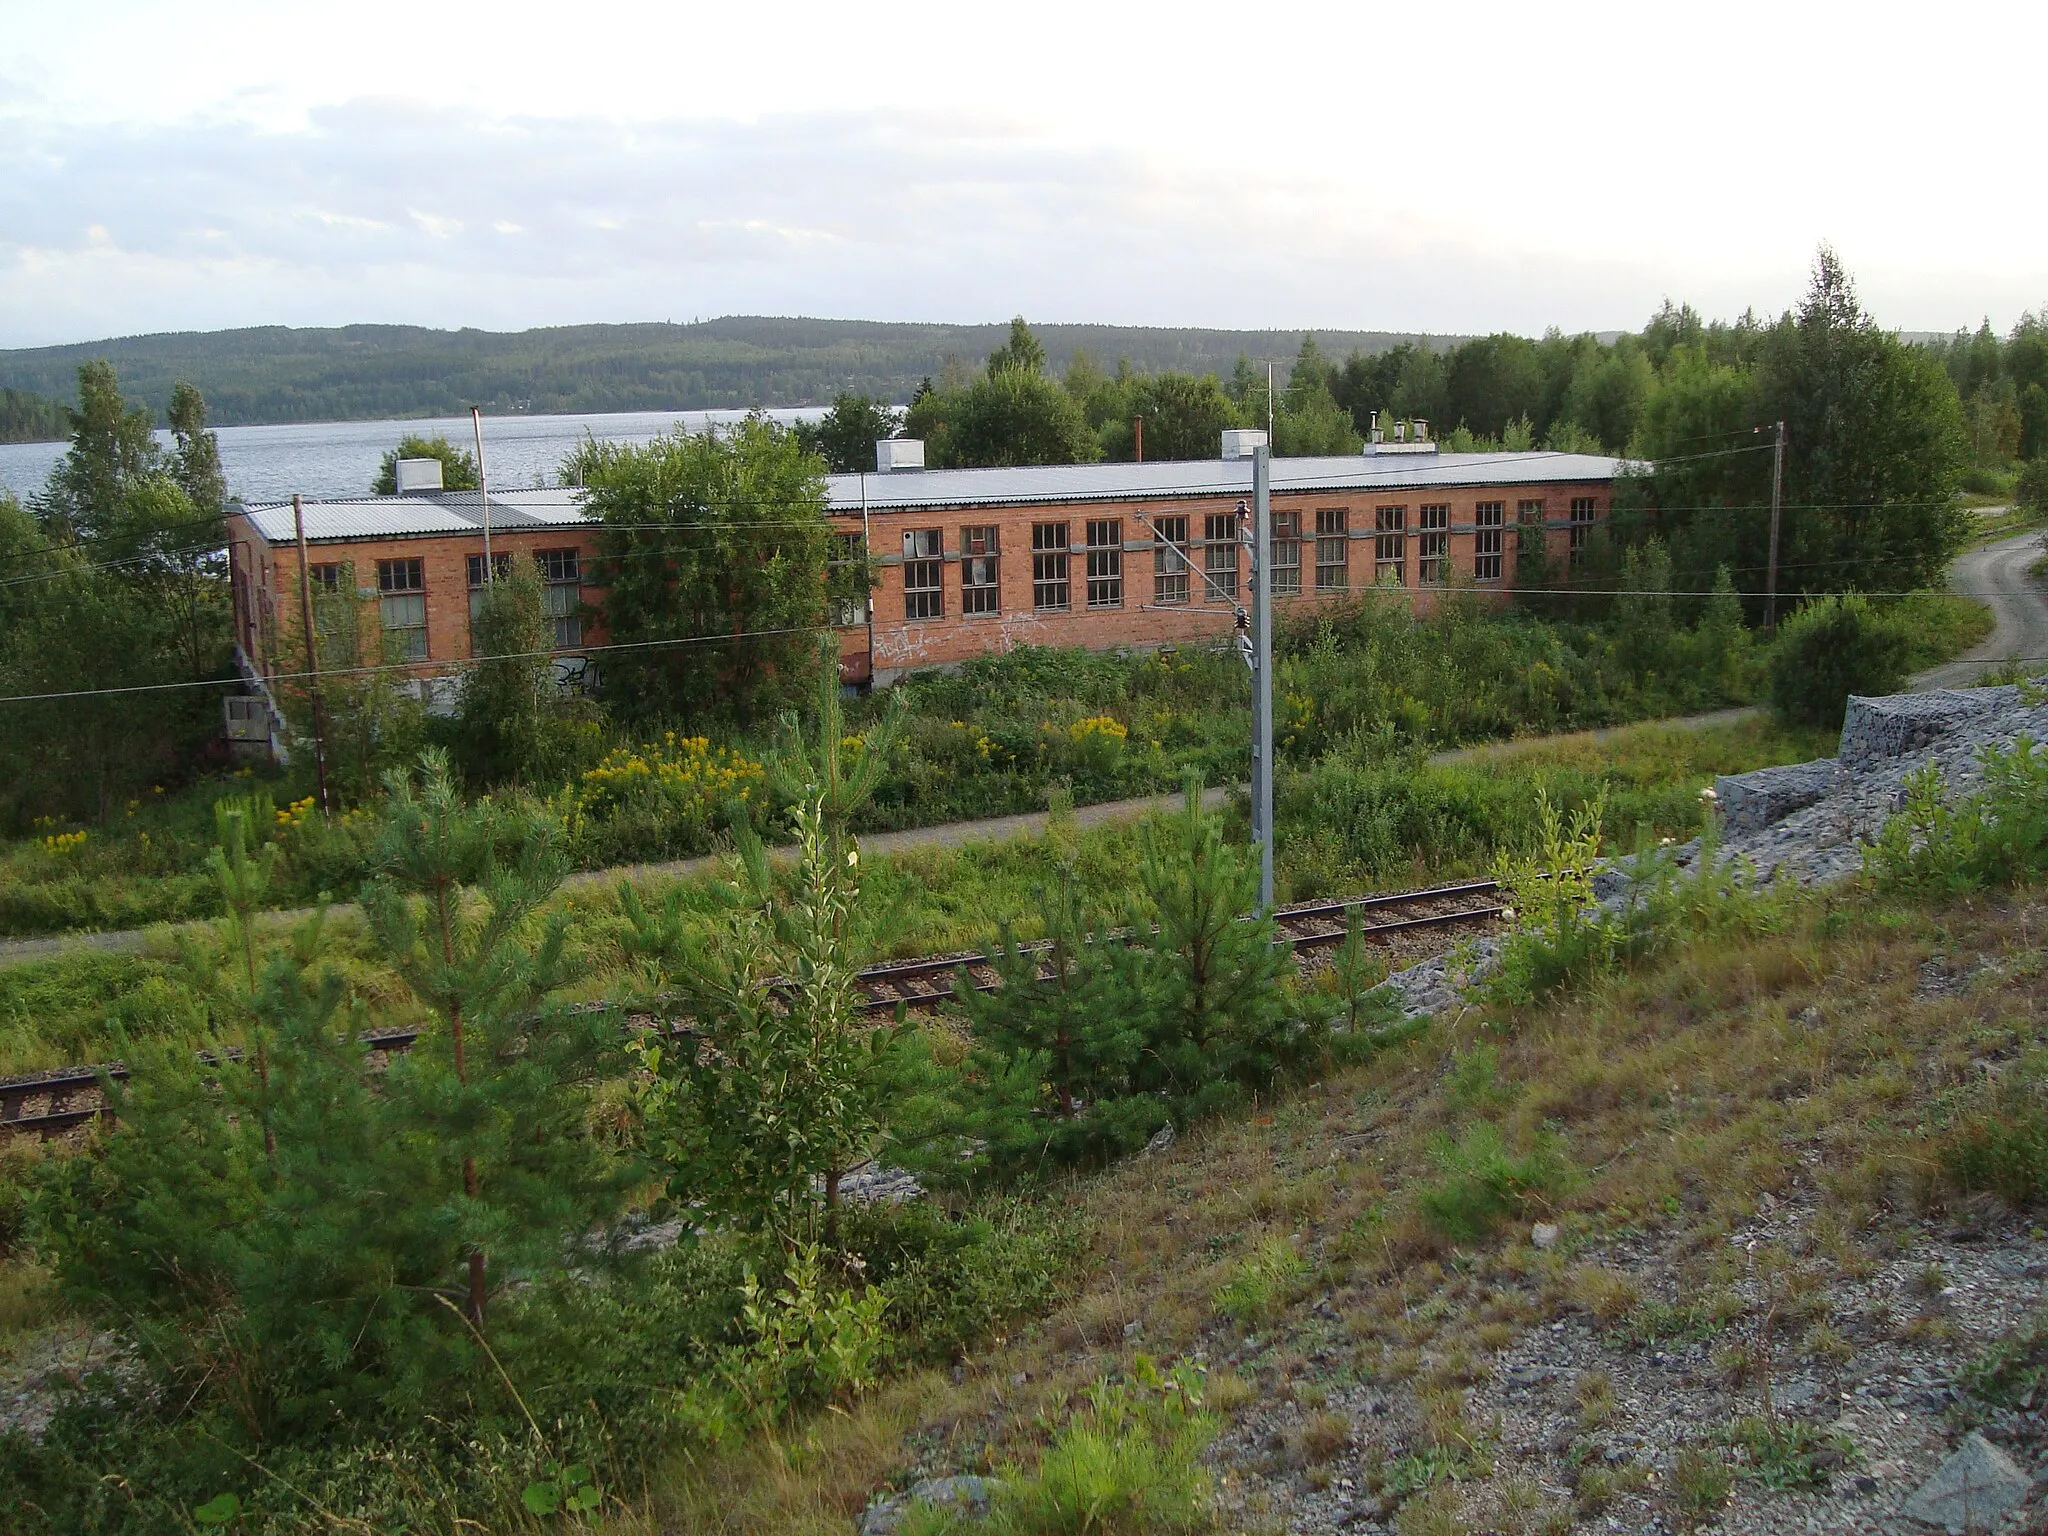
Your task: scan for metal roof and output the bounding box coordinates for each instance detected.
[823,451,1623,512]
[239,486,593,544]
[241,452,1621,543]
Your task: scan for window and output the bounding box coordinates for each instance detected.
[1373,506,1406,585]
[1517,500,1547,568]
[1418,505,1449,585]
[537,549,583,649]
[903,529,944,621]
[1203,512,1238,601]
[1315,507,1348,591]
[830,532,871,627]
[1152,515,1189,606]
[1032,522,1071,612]
[1270,511,1301,596]
[308,562,342,592]
[960,525,1000,616]
[465,552,514,653]
[1569,497,1598,567]
[377,557,427,661]
[1474,501,1505,582]
[1085,520,1122,609]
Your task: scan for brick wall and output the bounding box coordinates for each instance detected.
[853,479,1609,681]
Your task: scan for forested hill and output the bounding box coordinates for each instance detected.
[0,318,1458,426]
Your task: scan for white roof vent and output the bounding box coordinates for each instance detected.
[1220,429,1269,460]
[393,457,445,494]
[875,438,925,473]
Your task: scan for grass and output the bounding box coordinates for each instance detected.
[0,713,1834,1075]
[615,876,2048,1534]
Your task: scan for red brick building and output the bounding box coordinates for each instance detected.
[227,442,1619,734]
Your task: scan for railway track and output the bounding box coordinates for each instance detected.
[0,879,1502,1140]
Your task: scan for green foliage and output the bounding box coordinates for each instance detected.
[1414,1121,1576,1243]
[793,391,905,471]
[1315,904,1403,1037]
[579,416,832,729]
[452,555,569,787]
[1485,789,1618,1006]
[360,750,628,1328]
[1084,368,1245,463]
[945,866,1165,1179]
[1932,1049,2048,1209]
[1213,1234,1310,1326]
[1670,1445,1733,1525]
[1767,593,1912,729]
[1626,248,1970,609]
[986,1360,1216,1536]
[632,797,897,1242]
[0,363,229,829]
[1717,1414,1852,1491]
[2016,456,2048,517]
[1867,740,2048,895]
[0,385,69,444]
[370,432,478,495]
[1129,780,1298,1118]
[719,1242,889,1424]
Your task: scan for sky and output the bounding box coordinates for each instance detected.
[2,0,2043,349]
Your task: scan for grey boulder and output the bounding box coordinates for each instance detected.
[1899,1431,2031,1533]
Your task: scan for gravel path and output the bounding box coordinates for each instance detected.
[0,786,1230,972]
[1915,528,2048,690]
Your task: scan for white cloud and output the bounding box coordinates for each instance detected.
[2,0,2046,346]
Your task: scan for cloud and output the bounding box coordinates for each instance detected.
[0,97,2027,348]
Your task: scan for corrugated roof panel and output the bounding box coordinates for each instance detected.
[824,450,1622,512]
[244,452,1622,542]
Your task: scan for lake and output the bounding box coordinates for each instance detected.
[0,407,825,506]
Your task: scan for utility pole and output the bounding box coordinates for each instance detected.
[1249,445,1275,912]
[291,494,331,815]
[1266,360,1276,445]
[471,405,493,577]
[1763,419,1786,635]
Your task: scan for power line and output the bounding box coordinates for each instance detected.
[0,622,836,706]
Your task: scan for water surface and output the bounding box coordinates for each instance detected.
[0,407,823,506]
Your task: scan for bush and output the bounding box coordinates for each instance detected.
[1867,739,2048,895]
[1766,594,1912,729]
[1414,1121,1575,1243]
[988,1361,1215,1536]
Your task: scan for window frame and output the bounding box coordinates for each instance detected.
[1474,501,1506,583]
[902,528,944,621]
[1417,505,1450,585]
[1569,497,1598,567]
[959,525,1001,616]
[1152,514,1190,606]
[1084,519,1123,609]
[1270,510,1302,596]
[377,557,428,661]
[536,548,584,649]
[1202,512,1239,602]
[1031,521,1071,613]
[1373,505,1406,585]
[1315,506,1349,592]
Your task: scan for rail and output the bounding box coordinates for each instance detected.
[0,879,1503,1139]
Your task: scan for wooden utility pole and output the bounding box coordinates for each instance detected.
[1764,419,1787,635]
[291,494,331,815]
[1133,415,1144,463]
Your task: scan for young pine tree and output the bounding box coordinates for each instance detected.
[949,865,1158,1179]
[1128,779,1294,1118]
[362,749,625,1328]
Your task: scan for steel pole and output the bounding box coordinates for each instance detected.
[471,405,492,576]
[291,494,330,815]
[1251,446,1275,913]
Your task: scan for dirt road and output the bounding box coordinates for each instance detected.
[1915,527,2048,690]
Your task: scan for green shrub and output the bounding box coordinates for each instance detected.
[1414,1121,1575,1243]
[1213,1235,1310,1326]
[1867,740,2048,895]
[989,1360,1216,1536]
[1417,1122,1572,1253]
[1766,594,1913,729]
